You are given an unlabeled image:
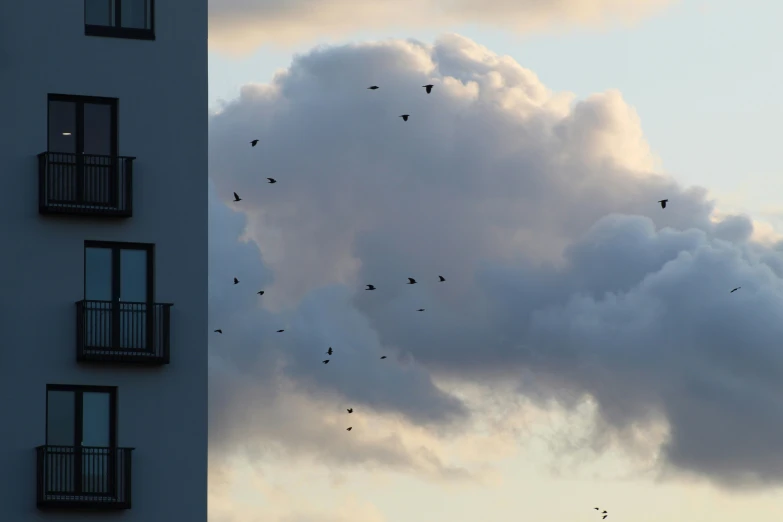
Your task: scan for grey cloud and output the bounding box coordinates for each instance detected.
[208,0,674,51]
[208,33,783,487]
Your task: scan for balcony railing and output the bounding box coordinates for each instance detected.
[38,151,134,217]
[76,300,172,365]
[36,445,133,510]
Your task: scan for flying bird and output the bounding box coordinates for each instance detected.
[322,360,330,364]
[250,139,259,147]
[233,277,239,285]
[276,329,285,333]
[417,309,425,312]
[603,517,607,520]
[347,408,353,413]
[422,84,433,93]
[407,278,417,284]
[267,178,277,184]
[214,329,222,334]
[346,427,352,431]
[368,85,379,90]
[400,114,409,121]
[326,347,333,355]
[438,275,445,282]
[233,192,241,202]
[366,284,376,290]
[730,286,741,293]
[257,290,264,295]
[380,356,387,359]
[658,199,668,209]
[594,508,600,511]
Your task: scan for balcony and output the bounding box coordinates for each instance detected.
[76,300,172,365]
[38,152,134,217]
[36,445,134,510]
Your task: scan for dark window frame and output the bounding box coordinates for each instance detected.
[47,93,119,158]
[83,240,155,305]
[44,384,119,497]
[84,0,156,41]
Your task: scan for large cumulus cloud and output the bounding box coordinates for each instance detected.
[208,0,674,51]
[208,33,783,488]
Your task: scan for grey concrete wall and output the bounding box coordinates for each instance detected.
[0,1,208,520]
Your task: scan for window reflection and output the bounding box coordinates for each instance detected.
[85,0,114,26]
[121,0,149,29]
[47,391,75,446]
[85,248,112,301]
[48,101,76,154]
[83,103,112,155]
[120,249,147,302]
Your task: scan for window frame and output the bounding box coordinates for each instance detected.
[84,0,156,41]
[47,94,119,158]
[45,384,118,448]
[83,240,155,305]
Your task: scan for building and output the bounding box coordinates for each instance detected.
[0,1,208,520]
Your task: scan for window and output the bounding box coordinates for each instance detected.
[85,0,155,40]
[84,241,155,351]
[45,385,117,495]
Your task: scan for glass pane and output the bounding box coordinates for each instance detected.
[85,247,113,301]
[85,0,115,26]
[120,249,147,302]
[121,0,149,29]
[48,101,76,154]
[47,391,75,446]
[82,392,111,447]
[83,103,112,156]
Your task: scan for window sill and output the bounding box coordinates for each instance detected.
[85,24,155,41]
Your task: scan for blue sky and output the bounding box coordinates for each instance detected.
[209,0,783,219]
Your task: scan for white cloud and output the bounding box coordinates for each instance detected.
[208,32,783,493]
[208,0,675,51]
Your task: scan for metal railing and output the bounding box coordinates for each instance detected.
[38,151,134,216]
[36,445,133,509]
[76,300,172,364]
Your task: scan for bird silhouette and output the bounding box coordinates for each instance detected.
[323,360,330,364]
[368,86,379,90]
[233,192,241,202]
[277,329,285,333]
[214,329,222,334]
[407,278,417,284]
[250,139,259,147]
[267,178,277,184]
[366,284,376,290]
[346,427,352,431]
[658,199,668,209]
[731,286,741,293]
[327,347,333,355]
[423,84,433,93]
[380,356,387,359]
[347,408,353,413]
[400,114,409,121]
[257,290,264,295]
[594,508,600,511]
[233,277,239,285]
[438,275,445,282]
[417,309,425,312]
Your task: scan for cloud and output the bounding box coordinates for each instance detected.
[208,33,783,489]
[208,0,675,51]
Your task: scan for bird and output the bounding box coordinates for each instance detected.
[346,427,352,431]
[366,284,376,290]
[326,347,333,355]
[267,178,277,184]
[407,278,417,284]
[347,408,353,413]
[400,114,409,121]
[323,360,330,364]
[417,309,425,312]
[233,277,239,285]
[214,329,222,334]
[368,85,379,90]
[658,199,668,209]
[603,517,607,520]
[602,511,607,514]
[438,275,445,282]
[250,139,259,147]
[257,290,264,295]
[277,329,285,333]
[730,286,741,293]
[422,84,433,93]
[233,192,241,202]
[594,508,600,511]
[380,356,387,359]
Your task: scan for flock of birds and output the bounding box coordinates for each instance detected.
[214,83,745,515]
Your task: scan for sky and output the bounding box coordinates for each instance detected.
[206,1,783,521]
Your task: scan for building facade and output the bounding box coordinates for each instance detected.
[0,1,208,520]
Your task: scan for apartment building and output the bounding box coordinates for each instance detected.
[0,1,208,520]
